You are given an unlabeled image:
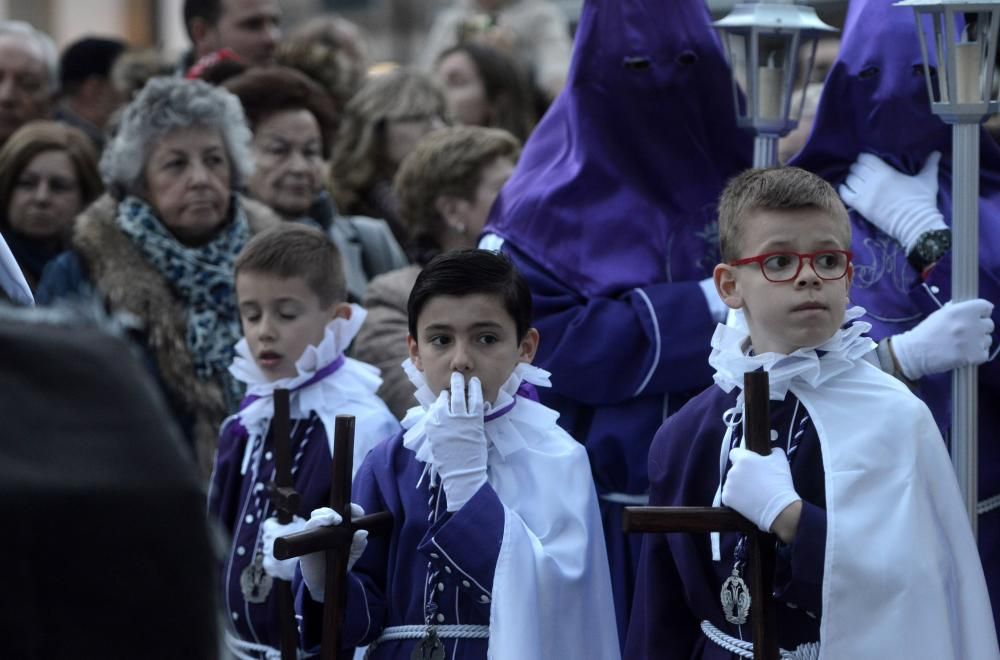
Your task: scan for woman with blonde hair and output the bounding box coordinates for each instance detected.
[0,120,102,291]
[329,68,447,244]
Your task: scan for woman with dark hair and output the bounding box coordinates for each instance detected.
[226,66,408,301]
[435,42,537,142]
[0,120,102,291]
[36,77,281,475]
[329,68,448,245]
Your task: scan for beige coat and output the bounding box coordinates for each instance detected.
[353,264,422,419]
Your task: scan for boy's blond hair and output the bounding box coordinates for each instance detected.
[328,68,446,212]
[717,166,851,263]
[235,224,347,307]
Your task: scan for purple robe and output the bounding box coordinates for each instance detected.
[209,412,335,653]
[482,0,753,637]
[296,432,502,659]
[625,385,825,659]
[789,0,1000,623]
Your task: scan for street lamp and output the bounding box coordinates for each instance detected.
[714,1,837,167]
[896,0,1000,535]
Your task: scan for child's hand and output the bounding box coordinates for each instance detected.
[261,515,306,581]
[426,372,488,512]
[839,151,945,253]
[722,447,801,536]
[299,505,368,602]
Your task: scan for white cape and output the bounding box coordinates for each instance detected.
[226,304,399,474]
[400,360,622,660]
[710,307,999,660]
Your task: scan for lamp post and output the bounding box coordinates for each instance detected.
[896,0,1000,535]
[714,1,837,168]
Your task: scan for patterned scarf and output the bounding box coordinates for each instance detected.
[116,194,249,409]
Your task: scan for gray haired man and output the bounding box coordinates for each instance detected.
[0,21,57,146]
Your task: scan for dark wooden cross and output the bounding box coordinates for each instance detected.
[273,414,394,660]
[266,388,301,660]
[623,371,779,660]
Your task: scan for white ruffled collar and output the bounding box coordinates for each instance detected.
[709,305,876,400]
[229,303,367,395]
[400,359,553,479]
[225,305,371,475]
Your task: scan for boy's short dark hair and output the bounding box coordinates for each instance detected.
[407,249,532,341]
[717,166,851,263]
[235,223,346,307]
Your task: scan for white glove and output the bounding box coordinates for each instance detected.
[425,372,488,512]
[699,276,730,323]
[722,447,801,534]
[299,504,368,603]
[839,151,946,253]
[891,298,995,380]
[261,515,306,581]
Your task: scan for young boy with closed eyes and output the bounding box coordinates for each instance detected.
[207,223,399,659]
[293,248,621,659]
[625,167,998,660]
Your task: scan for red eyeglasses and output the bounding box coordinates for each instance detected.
[729,250,853,283]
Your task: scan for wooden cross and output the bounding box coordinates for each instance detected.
[623,371,779,660]
[273,414,394,660]
[266,388,301,660]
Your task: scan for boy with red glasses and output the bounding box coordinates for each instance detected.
[626,167,997,659]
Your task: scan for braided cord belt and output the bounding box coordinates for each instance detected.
[700,620,820,660]
[978,493,1000,516]
[374,624,489,644]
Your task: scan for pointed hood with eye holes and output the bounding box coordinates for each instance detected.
[483,0,752,297]
[790,0,1000,429]
[790,0,978,176]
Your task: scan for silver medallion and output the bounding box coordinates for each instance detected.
[240,552,273,604]
[721,568,751,625]
[410,628,445,660]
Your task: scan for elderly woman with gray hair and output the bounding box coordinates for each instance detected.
[37,76,279,475]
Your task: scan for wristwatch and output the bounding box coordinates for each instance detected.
[907,228,952,273]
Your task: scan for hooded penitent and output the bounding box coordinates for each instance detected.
[486,0,752,297]
[791,0,1000,629]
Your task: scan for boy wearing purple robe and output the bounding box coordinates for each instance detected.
[626,167,996,659]
[479,0,752,637]
[208,224,399,659]
[292,249,620,659]
[789,0,999,625]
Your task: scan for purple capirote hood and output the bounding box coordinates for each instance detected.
[789,0,1000,342]
[791,0,966,177]
[484,0,753,297]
